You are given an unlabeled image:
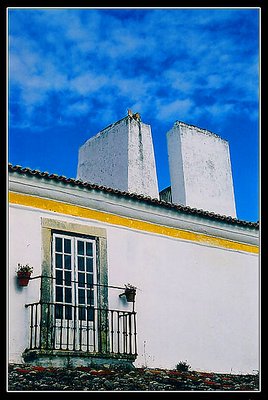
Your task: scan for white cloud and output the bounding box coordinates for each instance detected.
[156,98,194,121]
[162,68,195,94]
[8,8,259,132]
[206,74,223,90]
[111,75,153,100]
[65,100,91,115]
[70,73,108,95]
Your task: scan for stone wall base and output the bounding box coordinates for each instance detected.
[22,349,136,370]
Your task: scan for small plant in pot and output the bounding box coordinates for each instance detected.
[121,283,137,302]
[16,263,33,286]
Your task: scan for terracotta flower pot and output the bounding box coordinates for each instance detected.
[125,289,136,302]
[17,271,31,286]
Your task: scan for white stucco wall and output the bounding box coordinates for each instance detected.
[167,122,237,217]
[77,116,159,199]
[8,207,43,364]
[9,201,259,374]
[107,228,259,374]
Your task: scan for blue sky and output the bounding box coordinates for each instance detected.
[8,7,260,222]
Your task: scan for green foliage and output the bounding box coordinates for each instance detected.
[176,361,191,372]
[16,263,33,274]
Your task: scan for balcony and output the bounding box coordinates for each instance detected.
[23,301,137,367]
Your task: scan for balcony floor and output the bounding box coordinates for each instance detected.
[23,348,136,370]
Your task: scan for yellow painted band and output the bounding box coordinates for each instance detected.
[9,192,259,254]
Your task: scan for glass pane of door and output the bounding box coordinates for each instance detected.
[74,237,97,351]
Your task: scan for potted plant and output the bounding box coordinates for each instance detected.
[16,263,33,286]
[122,283,137,302]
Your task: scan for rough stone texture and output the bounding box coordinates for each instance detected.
[8,364,259,392]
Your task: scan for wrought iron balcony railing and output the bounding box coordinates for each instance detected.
[25,301,137,358]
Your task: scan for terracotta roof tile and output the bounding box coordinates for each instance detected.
[8,163,259,229]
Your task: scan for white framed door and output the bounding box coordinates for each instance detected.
[52,232,98,351]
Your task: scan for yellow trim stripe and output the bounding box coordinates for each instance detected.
[9,192,258,254]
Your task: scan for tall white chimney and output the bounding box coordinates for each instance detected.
[77,113,159,199]
[167,121,237,217]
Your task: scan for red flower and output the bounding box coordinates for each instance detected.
[187,375,199,381]
[90,370,113,376]
[77,366,91,372]
[32,366,46,372]
[167,371,182,376]
[206,381,218,385]
[149,370,162,375]
[16,368,30,374]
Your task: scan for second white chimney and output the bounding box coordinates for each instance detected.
[167,121,237,217]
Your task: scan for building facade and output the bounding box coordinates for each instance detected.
[8,114,259,374]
